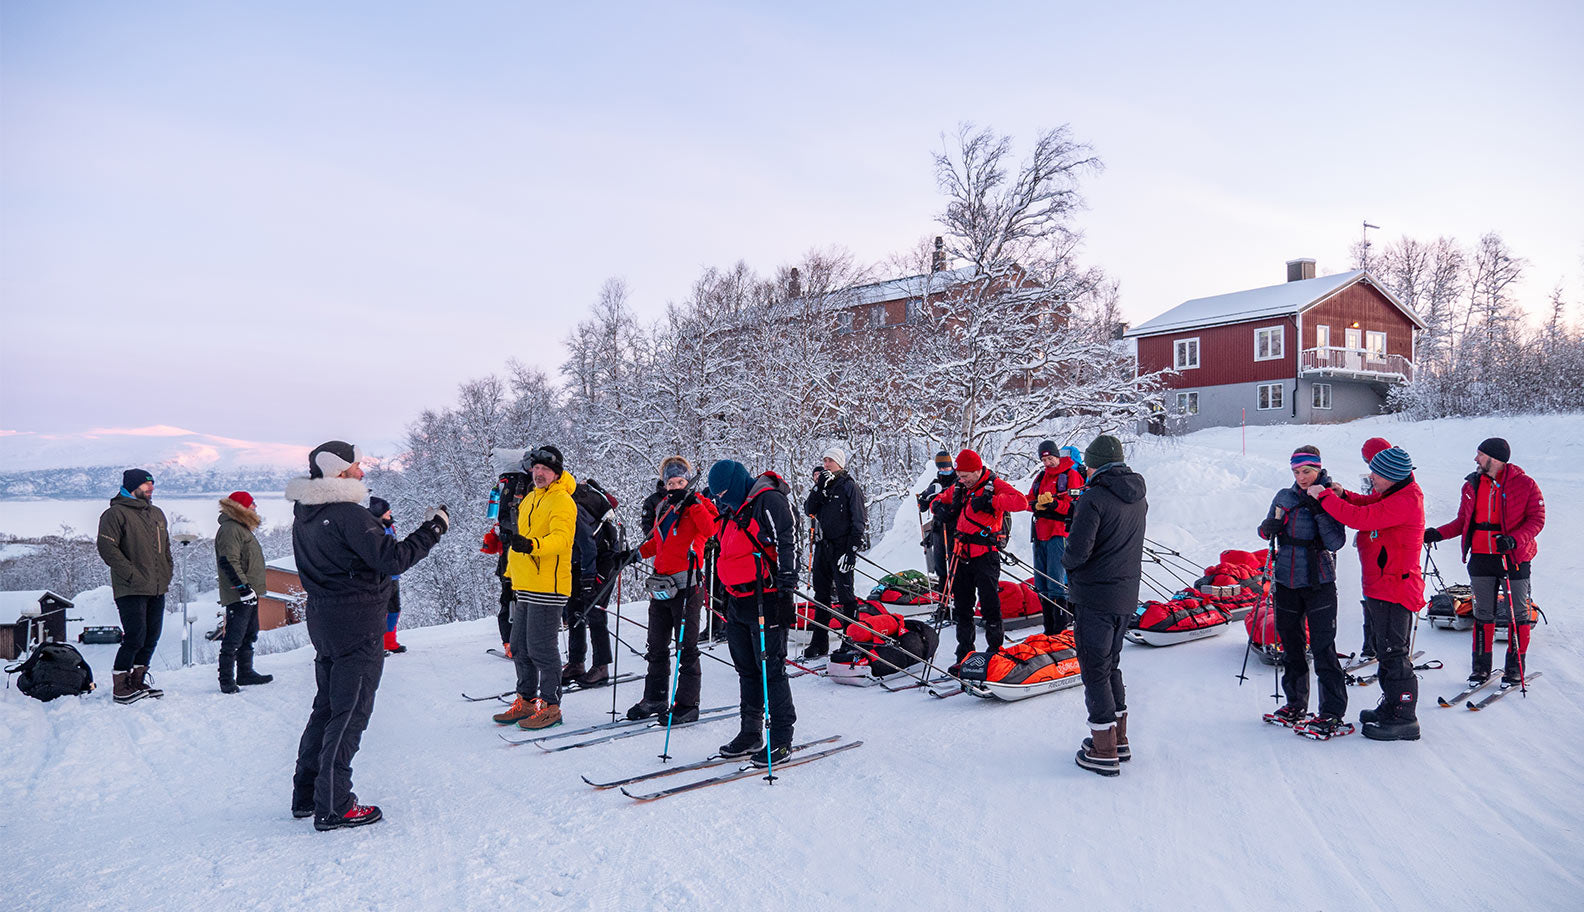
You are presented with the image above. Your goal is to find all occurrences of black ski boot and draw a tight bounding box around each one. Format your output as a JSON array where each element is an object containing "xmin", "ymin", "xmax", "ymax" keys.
[
  {"xmin": 236, "ymin": 653, "xmax": 273, "ymax": 686},
  {"xmin": 625, "ymin": 699, "xmax": 667, "ymax": 721},
  {"xmin": 1359, "ymin": 695, "xmax": 1390, "ymax": 725},
  {"xmin": 750, "ymin": 743, "xmax": 792, "ymax": 768},
  {"xmin": 1363, "ymin": 682, "xmax": 1420, "ymax": 741},
  {"xmin": 665, "ymin": 704, "xmax": 700, "ymax": 724},
  {"xmin": 801, "ymin": 631, "xmax": 828, "ymax": 661},
  {"xmin": 1500, "ymin": 648, "xmax": 1524, "ymax": 687},
  {"xmin": 719, "ymin": 716, "xmax": 766, "ymax": 759},
  {"xmin": 219, "ymin": 656, "xmax": 240, "ymax": 694}
]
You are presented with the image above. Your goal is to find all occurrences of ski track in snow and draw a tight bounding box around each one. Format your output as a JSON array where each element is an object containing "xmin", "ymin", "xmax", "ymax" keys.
[{"xmin": 4, "ymin": 414, "xmax": 1583, "ymax": 910}]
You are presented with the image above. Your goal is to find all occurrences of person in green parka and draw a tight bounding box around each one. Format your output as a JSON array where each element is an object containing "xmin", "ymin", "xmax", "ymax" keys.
[
  {"xmin": 97, "ymin": 468, "xmax": 174, "ymax": 703},
  {"xmin": 215, "ymin": 490, "xmax": 273, "ymax": 693}
]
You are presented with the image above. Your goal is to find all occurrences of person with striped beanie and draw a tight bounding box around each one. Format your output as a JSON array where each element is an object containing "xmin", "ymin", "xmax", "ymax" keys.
[{"xmin": 1307, "ymin": 445, "xmax": 1426, "ymax": 741}]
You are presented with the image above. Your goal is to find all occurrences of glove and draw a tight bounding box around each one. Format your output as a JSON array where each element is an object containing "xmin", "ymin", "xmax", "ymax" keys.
[
  {"xmin": 1036, "ymin": 492, "xmax": 1054, "ymax": 508},
  {"xmin": 506, "ymin": 531, "xmax": 534, "ymax": 554},
  {"xmin": 1494, "ymin": 534, "xmax": 1516, "ymax": 553},
  {"xmin": 424, "ymin": 505, "xmax": 450, "ymax": 534},
  {"xmin": 776, "ymin": 590, "xmax": 797, "ymax": 627},
  {"xmin": 836, "ymin": 550, "xmax": 855, "ymax": 574},
  {"xmin": 970, "ymin": 489, "xmax": 994, "ymax": 512},
  {"xmin": 236, "ymin": 586, "xmax": 259, "ymax": 609},
  {"xmin": 999, "ymin": 550, "xmax": 1016, "ymax": 565},
  {"xmin": 916, "ymin": 492, "xmax": 930, "ymax": 511},
  {"xmin": 1258, "ymin": 518, "xmax": 1283, "ymax": 540},
  {"xmin": 703, "ymin": 537, "xmax": 721, "ymax": 559},
  {"xmin": 813, "ymin": 467, "xmax": 831, "ymax": 487},
  {"xmin": 480, "ymin": 526, "xmax": 503, "ymax": 555},
  {"xmin": 1423, "ymin": 528, "xmax": 1443, "ymax": 544}
]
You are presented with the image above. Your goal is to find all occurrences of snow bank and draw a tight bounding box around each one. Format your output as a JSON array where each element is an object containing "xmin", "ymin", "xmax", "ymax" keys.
[{"xmin": 3, "ymin": 415, "xmax": 1581, "ymax": 911}]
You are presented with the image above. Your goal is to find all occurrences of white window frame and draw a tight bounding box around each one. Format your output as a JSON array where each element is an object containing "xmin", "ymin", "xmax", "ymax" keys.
[
  {"xmin": 1345, "ymin": 327, "xmax": 1363, "ymax": 350},
  {"xmin": 1312, "ymin": 383, "xmax": 1333, "ymax": 410},
  {"xmin": 1315, "ymin": 324, "xmax": 1330, "ymax": 349},
  {"xmin": 1174, "ymin": 337, "xmax": 1200, "ymax": 370},
  {"xmin": 1176, "ymin": 391, "xmax": 1199, "ymax": 415},
  {"xmin": 1257, "ymin": 382, "xmax": 1284, "ymax": 411},
  {"xmin": 1254, "ymin": 326, "xmax": 1284, "ymax": 361},
  {"xmin": 1366, "ymin": 330, "xmax": 1387, "ymax": 356},
  {"xmin": 906, "ymin": 297, "xmax": 924, "ymax": 323}
]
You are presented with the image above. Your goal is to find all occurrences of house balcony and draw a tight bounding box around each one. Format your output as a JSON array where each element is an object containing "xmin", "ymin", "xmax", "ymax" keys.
[{"xmin": 1299, "ymin": 347, "xmax": 1413, "ymax": 383}]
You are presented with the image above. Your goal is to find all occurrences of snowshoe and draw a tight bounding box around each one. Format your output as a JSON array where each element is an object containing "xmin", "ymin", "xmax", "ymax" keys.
[
  {"xmin": 1263, "ymin": 704, "xmax": 1309, "ymax": 728},
  {"xmin": 314, "ymin": 803, "xmax": 383, "ymax": 832},
  {"xmin": 1294, "ymin": 714, "xmax": 1355, "ymax": 741}
]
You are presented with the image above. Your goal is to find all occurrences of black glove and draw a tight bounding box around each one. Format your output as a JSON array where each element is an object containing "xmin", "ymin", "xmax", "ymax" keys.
[
  {"xmin": 1258, "ymin": 518, "xmax": 1283, "ymax": 540},
  {"xmin": 836, "ymin": 550, "xmax": 856, "ymax": 574},
  {"xmin": 776, "ymin": 590, "xmax": 797, "ymax": 627},
  {"xmin": 424, "ymin": 505, "xmax": 450, "ymax": 534},
  {"xmin": 1494, "ymin": 534, "xmax": 1516, "ymax": 553},
  {"xmin": 1423, "ymin": 528, "xmax": 1444, "ymax": 544},
  {"xmin": 236, "ymin": 586, "xmax": 259, "ymax": 609},
  {"xmin": 999, "ymin": 550, "xmax": 1016, "ymax": 565},
  {"xmin": 970, "ymin": 489, "xmax": 994, "ymax": 512},
  {"xmin": 506, "ymin": 531, "xmax": 534, "ymax": 554},
  {"xmin": 916, "ymin": 492, "xmax": 930, "ymax": 511},
  {"xmin": 813, "ymin": 467, "xmax": 831, "ymax": 487}
]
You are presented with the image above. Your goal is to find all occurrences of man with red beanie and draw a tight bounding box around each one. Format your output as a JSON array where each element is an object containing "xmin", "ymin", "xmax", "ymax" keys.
[
  {"xmin": 1308, "ymin": 444, "xmax": 1426, "ymax": 741},
  {"xmin": 1425, "ymin": 437, "xmax": 1545, "ymax": 690},
  {"xmin": 929, "ymin": 448, "xmax": 1029, "ymax": 672}
]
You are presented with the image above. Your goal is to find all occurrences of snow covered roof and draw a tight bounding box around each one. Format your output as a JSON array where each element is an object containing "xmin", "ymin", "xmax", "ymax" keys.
[
  {"xmin": 266, "ymin": 556, "xmax": 297, "ymax": 573},
  {"xmin": 1124, "ymin": 270, "xmax": 1424, "ymax": 338},
  {"xmin": 838, "ymin": 266, "xmax": 979, "ymax": 308},
  {"xmin": 0, "ymin": 589, "xmax": 71, "ymax": 621}
]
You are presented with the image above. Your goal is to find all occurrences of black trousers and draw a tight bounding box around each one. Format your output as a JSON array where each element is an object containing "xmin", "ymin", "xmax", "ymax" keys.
[
  {"xmin": 292, "ymin": 635, "xmax": 385, "ymax": 818},
  {"xmin": 219, "ymin": 600, "xmax": 261, "ymax": 663},
  {"xmin": 951, "ymin": 553, "xmax": 1003, "ymax": 660},
  {"xmin": 724, "ymin": 594, "xmax": 796, "ymax": 746},
  {"xmin": 496, "ymin": 578, "xmax": 513, "ymax": 644},
  {"xmin": 809, "ymin": 540, "xmax": 858, "ymax": 650},
  {"xmin": 1273, "ymin": 582, "xmax": 1346, "ymax": 718},
  {"xmin": 565, "ymin": 595, "xmax": 614, "ymax": 667},
  {"xmin": 1073, "ymin": 609, "xmax": 1128, "ymax": 727},
  {"xmin": 113, "ymin": 593, "xmax": 165, "ymax": 670},
  {"xmin": 642, "ymin": 587, "xmax": 702, "ymax": 707},
  {"xmin": 1365, "ymin": 597, "xmax": 1418, "ymax": 720}
]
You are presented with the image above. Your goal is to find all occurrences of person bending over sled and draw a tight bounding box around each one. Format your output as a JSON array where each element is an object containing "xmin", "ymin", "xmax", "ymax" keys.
[{"xmin": 930, "ymin": 448, "xmax": 1028, "ymax": 674}]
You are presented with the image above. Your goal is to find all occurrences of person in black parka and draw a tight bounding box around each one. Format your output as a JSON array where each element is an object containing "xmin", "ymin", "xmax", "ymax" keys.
[
  {"xmin": 1063, "ymin": 435, "xmax": 1148, "ymax": 778},
  {"xmin": 802, "ymin": 446, "xmax": 867, "ymax": 659},
  {"xmin": 287, "ymin": 441, "xmax": 448, "ymax": 831},
  {"xmin": 1257, "ymin": 446, "xmax": 1348, "ymax": 733}
]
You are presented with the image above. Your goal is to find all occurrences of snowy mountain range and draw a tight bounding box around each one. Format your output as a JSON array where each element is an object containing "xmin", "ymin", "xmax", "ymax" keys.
[{"xmin": 0, "ymin": 426, "xmax": 312, "ymax": 497}]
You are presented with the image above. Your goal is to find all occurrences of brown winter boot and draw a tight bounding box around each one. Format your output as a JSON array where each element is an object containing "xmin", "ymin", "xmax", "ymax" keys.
[
  {"xmin": 113, "ymin": 671, "xmax": 146, "ymax": 704},
  {"xmin": 492, "ymin": 695, "xmax": 536, "ymax": 725},
  {"xmin": 131, "ymin": 665, "xmax": 164, "ymax": 699},
  {"xmin": 517, "ymin": 698, "xmax": 562, "ymax": 731},
  {"xmin": 1076, "ymin": 724, "xmax": 1121, "ymax": 777},
  {"xmin": 1085, "ymin": 711, "xmax": 1133, "ymax": 762},
  {"xmin": 560, "ymin": 662, "xmax": 585, "ymax": 685}
]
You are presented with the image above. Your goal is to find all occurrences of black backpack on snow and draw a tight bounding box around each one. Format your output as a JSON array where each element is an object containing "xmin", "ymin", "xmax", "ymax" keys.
[{"xmin": 7, "ymin": 641, "xmax": 95, "ymax": 701}]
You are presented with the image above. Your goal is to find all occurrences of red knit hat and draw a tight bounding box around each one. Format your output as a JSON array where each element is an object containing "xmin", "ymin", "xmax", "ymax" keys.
[
  {"xmin": 1361, "ymin": 437, "xmax": 1391, "ymax": 463},
  {"xmin": 228, "ymin": 491, "xmax": 255, "ymax": 509},
  {"xmin": 954, "ymin": 448, "xmax": 983, "ymax": 473}
]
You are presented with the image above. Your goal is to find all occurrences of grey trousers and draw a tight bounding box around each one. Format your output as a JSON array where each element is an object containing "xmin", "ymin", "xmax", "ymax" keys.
[
  {"xmin": 1471, "ymin": 575, "xmax": 1530, "ymax": 623},
  {"xmin": 511, "ymin": 592, "xmax": 566, "ymax": 705}
]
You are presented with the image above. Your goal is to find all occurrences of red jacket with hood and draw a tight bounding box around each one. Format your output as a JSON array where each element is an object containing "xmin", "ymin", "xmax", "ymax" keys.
[
  {"xmin": 932, "ymin": 470, "xmax": 1030, "ymax": 560},
  {"xmin": 640, "ymin": 492, "xmax": 718, "ymax": 577},
  {"xmin": 1431, "ymin": 464, "xmax": 1544, "ymax": 565},
  {"xmin": 1027, "ymin": 458, "xmax": 1084, "ymax": 540},
  {"xmin": 1316, "ymin": 478, "xmax": 1426, "ymax": 611}
]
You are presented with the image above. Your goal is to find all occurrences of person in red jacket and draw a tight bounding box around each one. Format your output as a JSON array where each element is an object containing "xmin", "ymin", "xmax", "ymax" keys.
[
  {"xmin": 1307, "ymin": 445, "xmax": 1425, "ymax": 741},
  {"xmin": 931, "ymin": 448, "xmax": 1030, "ymax": 672},
  {"xmin": 626, "ymin": 456, "xmax": 718, "ymax": 723},
  {"xmin": 1424, "ymin": 437, "xmax": 1545, "ymax": 689},
  {"xmin": 1027, "ymin": 439, "xmax": 1084, "ymax": 635}
]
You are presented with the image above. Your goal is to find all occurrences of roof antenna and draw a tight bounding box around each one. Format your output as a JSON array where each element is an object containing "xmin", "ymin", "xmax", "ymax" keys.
[{"xmin": 1359, "ymin": 220, "xmax": 1380, "ymax": 269}]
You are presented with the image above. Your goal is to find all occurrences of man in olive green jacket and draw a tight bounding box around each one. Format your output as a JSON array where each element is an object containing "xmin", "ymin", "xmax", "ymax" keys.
[
  {"xmin": 215, "ymin": 490, "xmax": 273, "ymax": 693},
  {"xmin": 97, "ymin": 468, "xmax": 174, "ymax": 703}
]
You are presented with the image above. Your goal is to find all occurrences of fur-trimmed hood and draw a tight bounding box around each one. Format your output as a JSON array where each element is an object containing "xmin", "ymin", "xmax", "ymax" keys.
[
  {"xmin": 285, "ymin": 476, "xmax": 369, "ymax": 506},
  {"xmin": 659, "ymin": 455, "xmax": 692, "ymax": 477},
  {"xmin": 218, "ymin": 497, "xmax": 262, "ymax": 531}
]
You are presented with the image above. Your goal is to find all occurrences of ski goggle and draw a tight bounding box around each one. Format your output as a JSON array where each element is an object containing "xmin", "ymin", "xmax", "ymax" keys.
[{"xmin": 527, "ymin": 447, "xmax": 559, "ymax": 469}]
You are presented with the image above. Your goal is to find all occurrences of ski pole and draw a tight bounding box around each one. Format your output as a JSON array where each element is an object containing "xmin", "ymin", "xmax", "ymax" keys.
[
  {"xmin": 610, "ymin": 570, "xmax": 623, "ymax": 720},
  {"xmin": 755, "ymin": 595, "xmax": 775, "ymax": 782},
  {"xmin": 795, "ymin": 589, "xmax": 938, "ymax": 685},
  {"xmin": 996, "ymin": 550, "xmax": 1076, "ymax": 622},
  {"xmin": 657, "ymin": 611, "xmax": 686, "ymax": 762},
  {"xmin": 1501, "ymin": 559, "xmax": 1526, "ymax": 695}
]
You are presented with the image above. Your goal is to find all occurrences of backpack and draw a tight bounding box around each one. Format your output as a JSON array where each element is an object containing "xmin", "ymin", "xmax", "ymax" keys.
[{"xmin": 7, "ymin": 641, "xmax": 95, "ymax": 702}]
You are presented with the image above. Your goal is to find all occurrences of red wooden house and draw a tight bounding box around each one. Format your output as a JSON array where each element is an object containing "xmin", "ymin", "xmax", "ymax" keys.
[{"xmin": 1125, "ymin": 259, "xmax": 1423, "ymax": 431}]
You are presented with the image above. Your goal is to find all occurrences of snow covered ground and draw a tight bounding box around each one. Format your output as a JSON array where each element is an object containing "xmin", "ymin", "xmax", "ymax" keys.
[{"xmin": 4, "ymin": 415, "xmax": 1581, "ymax": 910}]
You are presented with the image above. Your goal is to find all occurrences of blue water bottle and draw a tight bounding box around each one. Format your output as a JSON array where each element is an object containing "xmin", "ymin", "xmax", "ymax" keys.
[{"xmin": 487, "ymin": 484, "xmax": 501, "ymax": 520}]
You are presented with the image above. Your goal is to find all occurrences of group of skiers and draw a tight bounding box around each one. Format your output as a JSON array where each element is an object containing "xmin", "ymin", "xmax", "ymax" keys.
[
  {"xmin": 85, "ymin": 425, "xmax": 1545, "ymax": 827},
  {"xmin": 1257, "ymin": 435, "xmax": 1545, "ymax": 743}
]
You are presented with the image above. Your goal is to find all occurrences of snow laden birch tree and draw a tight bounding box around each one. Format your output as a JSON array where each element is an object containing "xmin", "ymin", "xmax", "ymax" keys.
[{"xmin": 895, "ymin": 125, "xmax": 1166, "ymax": 466}]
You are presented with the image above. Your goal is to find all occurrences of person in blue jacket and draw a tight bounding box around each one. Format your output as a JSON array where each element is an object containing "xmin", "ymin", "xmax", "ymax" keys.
[
  {"xmin": 368, "ymin": 496, "xmax": 406, "ymax": 654},
  {"xmin": 1256, "ymin": 445, "xmax": 1348, "ymax": 735}
]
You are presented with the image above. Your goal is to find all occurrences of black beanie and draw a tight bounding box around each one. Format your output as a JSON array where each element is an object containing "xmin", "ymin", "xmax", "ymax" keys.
[
  {"xmin": 1084, "ymin": 435, "xmax": 1125, "ymax": 469},
  {"xmin": 308, "ymin": 440, "xmax": 361, "ymax": 479},
  {"xmin": 523, "ymin": 444, "xmax": 565, "ymax": 476},
  {"xmin": 1477, "ymin": 437, "xmax": 1510, "ymax": 463},
  {"xmin": 368, "ymin": 496, "xmax": 391, "ymax": 517},
  {"xmin": 1038, "ymin": 439, "xmax": 1059, "ymax": 458},
  {"xmin": 121, "ymin": 468, "xmax": 153, "ymax": 491}
]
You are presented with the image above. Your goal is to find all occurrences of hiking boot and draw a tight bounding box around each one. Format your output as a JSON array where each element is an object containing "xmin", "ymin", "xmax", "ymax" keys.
[
  {"xmin": 946, "ymin": 659, "xmax": 965, "ymax": 677},
  {"xmin": 1076, "ymin": 725, "xmax": 1121, "ymax": 777},
  {"xmin": 665, "ymin": 704, "xmax": 700, "ymax": 725},
  {"xmin": 383, "ymin": 630, "xmax": 406, "ymax": 654},
  {"xmin": 292, "ymin": 804, "xmax": 314, "ymax": 819},
  {"xmin": 1501, "ymin": 649, "xmax": 1524, "ymax": 686},
  {"xmin": 1264, "ymin": 703, "xmax": 1309, "ymax": 728},
  {"xmin": 236, "ymin": 655, "xmax": 273, "ymax": 686},
  {"xmin": 719, "ymin": 718, "xmax": 766, "ymax": 759},
  {"xmin": 131, "ymin": 665, "xmax": 163, "ymax": 699},
  {"xmin": 575, "ymin": 665, "xmax": 609, "ymax": 688},
  {"xmin": 1086, "ymin": 711, "xmax": 1131, "ymax": 761},
  {"xmin": 560, "ymin": 662, "xmax": 585, "ymax": 685},
  {"xmin": 1362, "ymin": 717, "xmax": 1421, "ymax": 741},
  {"xmin": 801, "ymin": 641, "xmax": 828, "ymax": 661},
  {"xmin": 218, "ymin": 658, "xmax": 240, "ymax": 695},
  {"xmin": 517, "ymin": 699, "xmax": 562, "ymax": 731},
  {"xmin": 626, "ymin": 699, "xmax": 667, "ymax": 721},
  {"xmin": 492, "ymin": 696, "xmax": 536, "ymax": 725},
  {"xmin": 750, "ymin": 744, "xmax": 793, "ymax": 768},
  {"xmin": 314, "ymin": 803, "xmax": 383, "ymax": 831},
  {"xmin": 112, "ymin": 671, "xmax": 146, "ymax": 704}
]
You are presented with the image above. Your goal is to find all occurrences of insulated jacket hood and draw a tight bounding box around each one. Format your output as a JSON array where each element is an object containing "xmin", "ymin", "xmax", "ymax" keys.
[{"xmin": 1088, "ymin": 465, "xmax": 1146, "ymax": 504}]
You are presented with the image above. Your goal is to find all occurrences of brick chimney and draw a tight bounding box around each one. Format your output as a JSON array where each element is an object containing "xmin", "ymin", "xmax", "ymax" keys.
[
  {"xmin": 1286, "ymin": 258, "xmax": 1316, "ymax": 282},
  {"xmin": 787, "ymin": 267, "xmax": 802, "ymax": 300},
  {"xmin": 931, "ymin": 237, "xmax": 947, "ymax": 273}
]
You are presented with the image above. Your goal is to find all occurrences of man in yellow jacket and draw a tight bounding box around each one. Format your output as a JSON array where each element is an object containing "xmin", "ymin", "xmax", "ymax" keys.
[{"xmin": 493, "ymin": 445, "xmax": 577, "ymax": 730}]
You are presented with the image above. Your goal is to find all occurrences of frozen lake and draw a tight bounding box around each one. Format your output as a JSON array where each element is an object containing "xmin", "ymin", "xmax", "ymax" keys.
[{"xmin": 0, "ymin": 494, "xmax": 293, "ymax": 539}]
